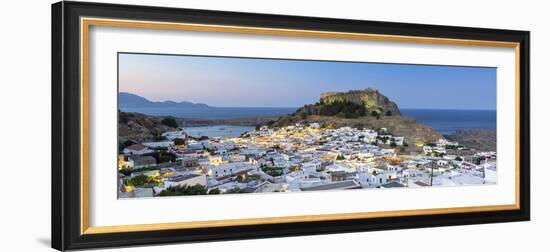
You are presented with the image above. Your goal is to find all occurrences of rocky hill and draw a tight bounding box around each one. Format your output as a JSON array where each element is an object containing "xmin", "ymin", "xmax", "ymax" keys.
[
  {"xmin": 294, "ymin": 88, "xmax": 401, "ymax": 119},
  {"xmin": 446, "ymin": 129, "xmax": 496, "ymax": 151},
  {"xmin": 272, "ymin": 89, "xmax": 442, "ymax": 147},
  {"xmin": 118, "ymin": 111, "xmax": 281, "ymax": 145},
  {"xmin": 118, "ymin": 111, "xmax": 177, "ymax": 144},
  {"xmin": 320, "ymin": 88, "xmax": 400, "ymax": 115}
]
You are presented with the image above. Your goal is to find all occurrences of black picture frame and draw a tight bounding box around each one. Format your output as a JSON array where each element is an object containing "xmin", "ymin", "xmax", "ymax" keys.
[{"xmin": 52, "ymin": 1, "xmax": 530, "ymax": 251}]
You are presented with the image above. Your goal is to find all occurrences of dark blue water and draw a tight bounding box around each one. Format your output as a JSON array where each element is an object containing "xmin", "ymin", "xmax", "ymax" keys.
[
  {"xmin": 120, "ymin": 107, "xmax": 297, "ymax": 119},
  {"xmin": 185, "ymin": 125, "xmax": 255, "ymax": 138},
  {"xmin": 400, "ymin": 109, "xmax": 496, "ymax": 135}
]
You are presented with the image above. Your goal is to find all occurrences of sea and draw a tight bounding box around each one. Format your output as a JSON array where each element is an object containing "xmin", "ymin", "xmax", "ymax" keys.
[
  {"xmin": 400, "ymin": 109, "xmax": 496, "ymax": 135},
  {"xmin": 185, "ymin": 125, "xmax": 255, "ymax": 138},
  {"xmin": 121, "ymin": 107, "xmax": 297, "ymax": 119},
  {"xmin": 121, "ymin": 107, "xmax": 496, "ymax": 137}
]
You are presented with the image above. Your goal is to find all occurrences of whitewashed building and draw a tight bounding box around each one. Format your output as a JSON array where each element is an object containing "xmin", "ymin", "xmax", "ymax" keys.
[
  {"xmin": 164, "ymin": 173, "xmax": 206, "ymax": 188},
  {"xmin": 123, "ymin": 144, "xmax": 154, "ymax": 156},
  {"xmin": 162, "ymin": 129, "xmax": 186, "ymax": 140}
]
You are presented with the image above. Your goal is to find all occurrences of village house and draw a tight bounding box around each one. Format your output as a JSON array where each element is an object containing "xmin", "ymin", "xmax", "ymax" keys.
[
  {"xmin": 118, "ymin": 117, "xmax": 496, "ymax": 198},
  {"xmin": 161, "ymin": 129, "xmax": 186, "ymax": 140},
  {"xmin": 164, "ymin": 173, "xmax": 207, "ymax": 188},
  {"xmin": 302, "ymin": 161, "xmax": 322, "ymax": 173},
  {"xmin": 134, "ymin": 187, "xmax": 154, "ymax": 198},
  {"xmin": 123, "ymin": 144, "xmax": 154, "ymax": 156},
  {"xmin": 285, "ymin": 170, "xmax": 310, "ymax": 183},
  {"xmin": 208, "ymin": 155, "xmax": 224, "ymax": 166},
  {"xmin": 301, "ymin": 180, "xmax": 361, "ymax": 191},
  {"xmin": 129, "ymin": 155, "xmax": 157, "ymax": 169},
  {"xmin": 181, "ymin": 157, "xmax": 199, "ymax": 169},
  {"xmin": 206, "ymin": 162, "xmax": 255, "ymax": 178},
  {"xmin": 357, "ymin": 172, "xmax": 377, "ymax": 187},
  {"xmin": 142, "ymin": 141, "xmax": 174, "ymax": 149},
  {"xmin": 402, "ymin": 168, "xmax": 421, "ymax": 178}
]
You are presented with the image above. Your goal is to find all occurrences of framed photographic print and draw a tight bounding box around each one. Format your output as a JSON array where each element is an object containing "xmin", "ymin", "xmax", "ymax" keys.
[{"xmin": 51, "ymin": 1, "xmax": 530, "ymax": 251}]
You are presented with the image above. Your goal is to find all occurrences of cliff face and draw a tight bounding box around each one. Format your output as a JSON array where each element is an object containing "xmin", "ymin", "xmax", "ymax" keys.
[
  {"xmin": 319, "ymin": 88, "xmax": 401, "ymax": 116},
  {"xmin": 295, "ymin": 88, "xmax": 401, "ymax": 118}
]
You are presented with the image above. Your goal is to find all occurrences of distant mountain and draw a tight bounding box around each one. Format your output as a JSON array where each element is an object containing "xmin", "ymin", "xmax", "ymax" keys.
[{"xmin": 119, "ymin": 92, "xmax": 209, "ymax": 109}]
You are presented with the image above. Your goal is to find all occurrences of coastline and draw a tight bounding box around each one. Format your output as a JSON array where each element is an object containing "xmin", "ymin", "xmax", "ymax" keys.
[
  {"xmin": 119, "ymin": 108, "xmax": 497, "ymax": 151},
  {"xmin": 120, "ymin": 108, "xmax": 496, "ymax": 132}
]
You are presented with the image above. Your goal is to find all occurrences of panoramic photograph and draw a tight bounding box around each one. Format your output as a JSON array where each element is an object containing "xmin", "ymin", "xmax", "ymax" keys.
[{"xmin": 117, "ymin": 53, "xmax": 497, "ymax": 199}]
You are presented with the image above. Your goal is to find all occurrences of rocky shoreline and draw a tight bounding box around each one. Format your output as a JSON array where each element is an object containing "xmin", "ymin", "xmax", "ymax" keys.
[
  {"xmin": 176, "ymin": 115, "xmax": 280, "ymax": 127},
  {"xmin": 445, "ymin": 129, "xmax": 496, "ymax": 152}
]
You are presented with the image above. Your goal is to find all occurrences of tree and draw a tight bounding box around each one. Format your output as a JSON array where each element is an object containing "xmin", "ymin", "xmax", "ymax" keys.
[
  {"xmin": 476, "ymin": 156, "xmax": 486, "ymax": 165},
  {"xmin": 226, "ymin": 187, "xmax": 248, "ymax": 194},
  {"xmin": 173, "ymin": 138, "xmax": 185, "ymax": 146},
  {"xmin": 369, "ymin": 110, "xmax": 381, "ymax": 120},
  {"xmin": 386, "ymin": 110, "xmax": 392, "ymax": 116},
  {"xmin": 126, "ymin": 175, "xmax": 150, "ymax": 187},
  {"xmin": 261, "ymin": 166, "xmax": 283, "ymax": 177},
  {"xmin": 318, "ymin": 100, "xmax": 366, "ymax": 118},
  {"xmin": 322, "ymin": 122, "xmax": 335, "ymax": 129},
  {"xmin": 159, "ymin": 184, "xmax": 208, "ymax": 196},
  {"xmin": 122, "ymin": 140, "xmax": 136, "ymax": 147},
  {"xmin": 377, "ymin": 135, "xmax": 390, "ymax": 143},
  {"xmin": 118, "ymin": 168, "xmax": 132, "ymax": 176},
  {"xmin": 255, "ymin": 124, "xmax": 261, "ymax": 131},
  {"xmin": 455, "ymin": 156, "xmax": 463, "ymax": 161},
  {"xmin": 161, "ymin": 117, "xmax": 178, "ymax": 128},
  {"xmin": 336, "ymin": 155, "xmax": 345, "ymax": 160},
  {"xmin": 249, "ymin": 174, "xmax": 262, "ymax": 181},
  {"xmin": 159, "ymin": 152, "xmax": 176, "ymax": 163},
  {"xmin": 290, "ymin": 166, "xmax": 301, "ymax": 172},
  {"xmin": 154, "ymin": 133, "xmax": 167, "ymax": 141},
  {"xmin": 208, "ymin": 188, "xmax": 221, "ymax": 195},
  {"xmin": 236, "ymin": 174, "xmax": 247, "ymax": 183}
]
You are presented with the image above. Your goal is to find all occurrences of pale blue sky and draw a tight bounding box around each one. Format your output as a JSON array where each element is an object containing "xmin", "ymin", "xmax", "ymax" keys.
[{"xmin": 119, "ymin": 53, "xmax": 496, "ymax": 110}]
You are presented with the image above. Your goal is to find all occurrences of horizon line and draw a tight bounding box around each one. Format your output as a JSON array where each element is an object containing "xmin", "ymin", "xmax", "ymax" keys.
[{"xmin": 119, "ymin": 92, "xmax": 495, "ymax": 111}]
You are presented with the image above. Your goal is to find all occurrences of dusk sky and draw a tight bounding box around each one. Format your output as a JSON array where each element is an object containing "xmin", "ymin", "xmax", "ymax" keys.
[{"xmin": 119, "ymin": 53, "xmax": 496, "ymax": 110}]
